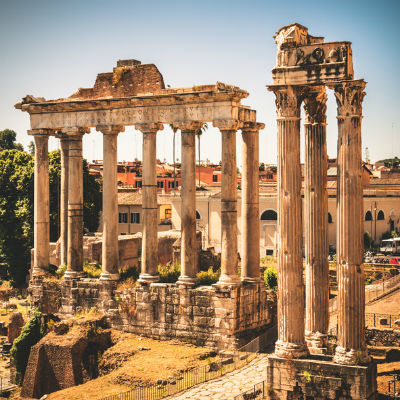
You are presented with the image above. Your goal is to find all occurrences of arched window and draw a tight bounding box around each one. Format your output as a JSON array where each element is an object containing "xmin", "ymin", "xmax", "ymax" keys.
[
  {"xmin": 195, "ymin": 210, "xmax": 201, "ymax": 220},
  {"xmin": 365, "ymin": 211, "xmax": 372, "ymax": 221},
  {"xmin": 377, "ymin": 210, "xmax": 385, "ymax": 220},
  {"xmin": 261, "ymin": 209, "xmax": 277, "ymax": 221},
  {"xmin": 328, "ymin": 213, "xmax": 333, "ymax": 224}
]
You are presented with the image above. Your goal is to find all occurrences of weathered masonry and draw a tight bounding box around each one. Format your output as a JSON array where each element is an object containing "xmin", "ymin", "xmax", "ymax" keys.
[
  {"xmin": 266, "ymin": 23, "xmax": 377, "ymax": 399},
  {"xmin": 16, "ymin": 60, "xmax": 274, "ymax": 349}
]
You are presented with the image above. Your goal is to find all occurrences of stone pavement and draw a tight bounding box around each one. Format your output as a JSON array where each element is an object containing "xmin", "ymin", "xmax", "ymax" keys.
[{"xmin": 166, "ymin": 354, "xmax": 269, "ymax": 400}]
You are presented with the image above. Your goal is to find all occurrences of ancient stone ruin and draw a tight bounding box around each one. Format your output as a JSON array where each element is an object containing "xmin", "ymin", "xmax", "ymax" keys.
[
  {"xmin": 15, "ymin": 23, "xmax": 378, "ymax": 399},
  {"xmin": 266, "ymin": 23, "xmax": 377, "ymax": 399},
  {"xmin": 15, "ymin": 58, "xmax": 273, "ymax": 352}
]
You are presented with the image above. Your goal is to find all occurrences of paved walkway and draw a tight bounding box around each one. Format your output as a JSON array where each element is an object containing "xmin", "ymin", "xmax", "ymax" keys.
[{"xmin": 166, "ymin": 354, "xmax": 269, "ymax": 400}]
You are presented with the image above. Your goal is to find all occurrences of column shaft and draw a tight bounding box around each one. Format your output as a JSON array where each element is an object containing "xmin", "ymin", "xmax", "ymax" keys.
[
  {"xmin": 33, "ymin": 134, "xmax": 50, "ymax": 276},
  {"xmin": 303, "ymin": 90, "xmax": 329, "ymax": 353},
  {"xmin": 241, "ymin": 125, "xmax": 263, "ymax": 282},
  {"xmin": 177, "ymin": 125, "xmax": 199, "ymax": 285},
  {"xmin": 330, "ymin": 80, "xmax": 369, "ymax": 365},
  {"xmin": 269, "ymin": 86, "xmax": 308, "ymax": 358},
  {"xmin": 59, "ymin": 137, "xmax": 69, "ymax": 266},
  {"xmin": 138, "ymin": 127, "xmax": 160, "ymax": 283},
  {"xmin": 101, "ymin": 132, "xmax": 119, "ymax": 280},
  {"xmin": 65, "ymin": 133, "xmax": 84, "ymax": 278}
]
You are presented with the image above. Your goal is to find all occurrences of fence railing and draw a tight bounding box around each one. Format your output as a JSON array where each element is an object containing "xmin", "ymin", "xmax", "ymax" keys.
[
  {"xmin": 387, "ymin": 374, "xmax": 400, "ymax": 399},
  {"xmin": 99, "ymin": 350, "xmax": 258, "ymax": 400},
  {"xmin": 329, "ymin": 312, "xmax": 400, "ymax": 336},
  {"xmin": 234, "ymin": 380, "xmax": 266, "ymax": 400}
]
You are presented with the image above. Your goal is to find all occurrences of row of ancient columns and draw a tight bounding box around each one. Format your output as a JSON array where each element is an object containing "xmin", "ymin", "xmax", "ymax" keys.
[
  {"xmin": 30, "ymin": 120, "xmax": 264, "ymax": 287},
  {"xmin": 269, "ymin": 80, "xmax": 368, "ymax": 365}
]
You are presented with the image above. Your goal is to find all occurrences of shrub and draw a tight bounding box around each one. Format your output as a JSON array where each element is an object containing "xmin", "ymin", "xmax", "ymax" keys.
[
  {"xmin": 83, "ymin": 261, "xmax": 102, "ymax": 278},
  {"xmin": 264, "ymin": 266, "xmax": 277, "ymax": 290},
  {"xmin": 119, "ymin": 265, "xmax": 140, "ymax": 282},
  {"xmin": 10, "ymin": 310, "xmax": 45, "ymax": 384},
  {"xmin": 56, "ymin": 264, "xmax": 67, "ymax": 278},
  {"xmin": 159, "ymin": 262, "xmax": 180, "ymax": 283},
  {"xmin": 197, "ymin": 267, "xmax": 220, "ymax": 285}
]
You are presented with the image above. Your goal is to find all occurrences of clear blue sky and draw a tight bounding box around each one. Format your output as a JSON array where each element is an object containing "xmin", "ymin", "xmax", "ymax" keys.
[{"xmin": 1, "ymin": 0, "xmax": 399, "ymax": 167}]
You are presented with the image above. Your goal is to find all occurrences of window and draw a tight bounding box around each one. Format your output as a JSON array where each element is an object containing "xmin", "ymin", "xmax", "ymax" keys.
[
  {"xmin": 377, "ymin": 210, "xmax": 385, "ymax": 220},
  {"xmin": 212, "ymin": 174, "xmax": 218, "ymax": 182},
  {"xmin": 136, "ymin": 181, "xmax": 142, "ymax": 188},
  {"xmin": 196, "ymin": 210, "xmax": 201, "ymax": 220},
  {"xmin": 261, "ymin": 210, "xmax": 277, "ymax": 221},
  {"xmin": 131, "ymin": 212, "xmax": 140, "ymax": 224},
  {"xmin": 365, "ymin": 211, "xmax": 372, "ymax": 221},
  {"xmin": 165, "ymin": 209, "xmax": 172, "ymax": 219},
  {"xmin": 157, "ymin": 181, "xmax": 164, "ymax": 188},
  {"xmin": 168, "ymin": 181, "xmax": 175, "ymax": 188},
  {"xmin": 119, "ymin": 212, "xmax": 128, "ymax": 223},
  {"xmin": 328, "ymin": 213, "xmax": 333, "ymax": 224}
]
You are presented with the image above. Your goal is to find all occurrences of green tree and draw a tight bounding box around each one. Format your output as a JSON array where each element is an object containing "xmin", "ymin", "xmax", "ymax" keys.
[
  {"xmin": 196, "ymin": 123, "xmax": 208, "ymax": 187},
  {"xmin": 27, "ymin": 140, "xmax": 35, "ymax": 155},
  {"xmin": 263, "ymin": 265, "xmax": 278, "ymax": 290},
  {"xmin": 0, "ymin": 129, "xmax": 24, "ymax": 151}
]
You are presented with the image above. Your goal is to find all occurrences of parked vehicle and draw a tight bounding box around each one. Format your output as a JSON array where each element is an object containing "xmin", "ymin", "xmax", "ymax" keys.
[
  {"xmin": 380, "ymin": 238, "xmax": 400, "ymax": 255},
  {"xmin": 390, "ymin": 256, "xmax": 400, "ymax": 265}
]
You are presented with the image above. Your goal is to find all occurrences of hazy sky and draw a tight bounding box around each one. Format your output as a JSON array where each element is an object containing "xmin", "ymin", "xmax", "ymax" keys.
[{"xmin": 1, "ymin": 0, "xmax": 399, "ymax": 168}]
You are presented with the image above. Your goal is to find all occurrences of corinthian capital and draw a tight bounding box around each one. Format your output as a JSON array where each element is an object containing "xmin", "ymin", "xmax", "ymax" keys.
[
  {"xmin": 134, "ymin": 123, "xmax": 164, "ymax": 134},
  {"xmin": 172, "ymin": 121, "xmax": 203, "ymax": 132},
  {"xmin": 303, "ymin": 88, "xmax": 327, "ymax": 125},
  {"xmin": 268, "ymin": 85, "xmax": 307, "ymax": 119},
  {"xmin": 327, "ymin": 79, "xmax": 366, "ymax": 118},
  {"xmin": 96, "ymin": 125, "xmax": 125, "ymax": 135}
]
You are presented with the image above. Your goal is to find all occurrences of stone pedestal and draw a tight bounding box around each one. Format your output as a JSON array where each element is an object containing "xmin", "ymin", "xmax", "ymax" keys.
[
  {"xmin": 303, "ymin": 88, "xmax": 329, "ymax": 354},
  {"xmin": 266, "ymin": 354, "xmax": 377, "ymax": 400},
  {"xmin": 98, "ymin": 125, "xmax": 124, "ymax": 281},
  {"xmin": 241, "ymin": 123, "xmax": 264, "ymax": 283},
  {"xmin": 29, "ymin": 130, "xmax": 51, "ymax": 276},
  {"xmin": 63, "ymin": 128, "xmax": 89, "ymax": 279},
  {"xmin": 215, "ymin": 121, "xmax": 240, "ymax": 287},
  {"xmin": 174, "ymin": 122, "xmax": 202, "ymax": 286},
  {"xmin": 136, "ymin": 123, "xmax": 163, "ymax": 284},
  {"xmin": 269, "ymin": 86, "xmax": 308, "ymax": 358}
]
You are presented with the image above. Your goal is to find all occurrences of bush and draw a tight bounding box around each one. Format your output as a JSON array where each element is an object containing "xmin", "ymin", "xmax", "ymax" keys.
[
  {"xmin": 83, "ymin": 261, "xmax": 102, "ymax": 278},
  {"xmin": 10, "ymin": 310, "xmax": 45, "ymax": 384},
  {"xmin": 56, "ymin": 264, "xmax": 67, "ymax": 278},
  {"xmin": 119, "ymin": 265, "xmax": 140, "ymax": 282},
  {"xmin": 264, "ymin": 266, "xmax": 277, "ymax": 290},
  {"xmin": 158, "ymin": 262, "xmax": 180, "ymax": 283},
  {"xmin": 197, "ymin": 267, "xmax": 220, "ymax": 285}
]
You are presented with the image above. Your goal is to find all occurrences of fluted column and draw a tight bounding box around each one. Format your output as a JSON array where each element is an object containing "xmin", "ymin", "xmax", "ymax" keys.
[
  {"xmin": 174, "ymin": 122, "xmax": 202, "ymax": 286},
  {"xmin": 303, "ymin": 87, "xmax": 329, "ymax": 354},
  {"xmin": 97, "ymin": 125, "xmax": 124, "ymax": 280},
  {"xmin": 63, "ymin": 127, "xmax": 89, "ymax": 279},
  {"xmin": 136, "ymin": 123, "xmax": 163, "ymax": 284},
  {"xmin": 241, "ymin": 122, "xmax": 265, "ymax": 283},
  {"xmin": 59, "ymin": 136, "xmax": 69, "ymax": 266},
  {"xmin": 29, "ymin": 129, "xmax": 52, "ymax": 276},
  {"xmin": 268, "ymin": 85, "xmax": 308, "ymax": 358},
  {"xmin": 214, "ymin": 120, "xmax": 241, "ymax": 287},
  {"xmin": 328, "ymin": 80, "xmax": 369, "ymax": 365}
]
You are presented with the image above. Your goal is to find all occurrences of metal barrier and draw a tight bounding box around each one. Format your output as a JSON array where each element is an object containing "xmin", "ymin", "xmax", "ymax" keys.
[
  {"xmin": 99, "ymin": 351, "xmax": 258, "ymax": 400},
  {"xmin": 387, "ymin": 374, "xmax": 400, "ymax": 399},
  {"xmin": 234, "ymin": 380, "xmax": 266, "ymax": 400}
]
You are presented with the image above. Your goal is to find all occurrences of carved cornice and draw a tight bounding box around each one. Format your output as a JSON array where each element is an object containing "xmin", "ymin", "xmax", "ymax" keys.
[
  {"xmin": 27, "ymin": 128, "xmax": 55, "ymax": 136},
  {"xmin": 213, "ymin": 119, "xmax": 242, "ymax": 131},
  {"xmin": 135, "ymin": 122, "xmax": 164, "ymax": 134},
  {"xmin": 268, "ymin": 85, "xmax": 307, "ymax": 118},
  {"xmin": 327, "ymin": 79, "xmax": 366, "ymax": 118},
  {"xmin": 303, "ymin": 88, "xmax": 327, "ymax": 124},
  {"xmin": 96, "ymin": 124, "xmax": 125, "ymax": 135},
  {"xmin": 172, "ymin": 121, "xmax": 203, "ymax": 132}
]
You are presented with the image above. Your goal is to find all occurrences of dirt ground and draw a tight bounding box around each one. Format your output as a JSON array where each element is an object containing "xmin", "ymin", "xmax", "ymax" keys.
[{"xmin": 10, "ymin": 330, "xmax": 217, "ymax": 400}]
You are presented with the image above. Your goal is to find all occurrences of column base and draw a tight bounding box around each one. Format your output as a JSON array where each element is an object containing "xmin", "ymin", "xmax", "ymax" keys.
[
  {"xmin": 63, "ymin": 270, "xmax": 83, "ymax": 280},
  {"xmin": 334, "ymin": 345, "xmax": 371, "ymax": 365},
  {"xmin": 31, "ymin": 268, "xmax": 46, "ymax": 277},
  {"xmin": 137, "ymin": 273, "xmax": 159, "ymax": 285},
  {"xmin": 214, "ymin": 274, "xmax": 241, "ymax": 288},
  {"xmin": 305, "ymin": 330, "xmax": 328, "ymax": 355},
  {"xmin": 241, "ymin": 277, "xmax": 264, "ymax": 285},
  {"xmin": 176, "ymin": 275, "xmax": 197, "ymax": 287},
  {"xmin": 100, "ymin": 272, "xmax": 120, "ymax": 281},
  {"xmin": 275, "ymin": 339, "xmax": 309, "ymax": 359}
]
